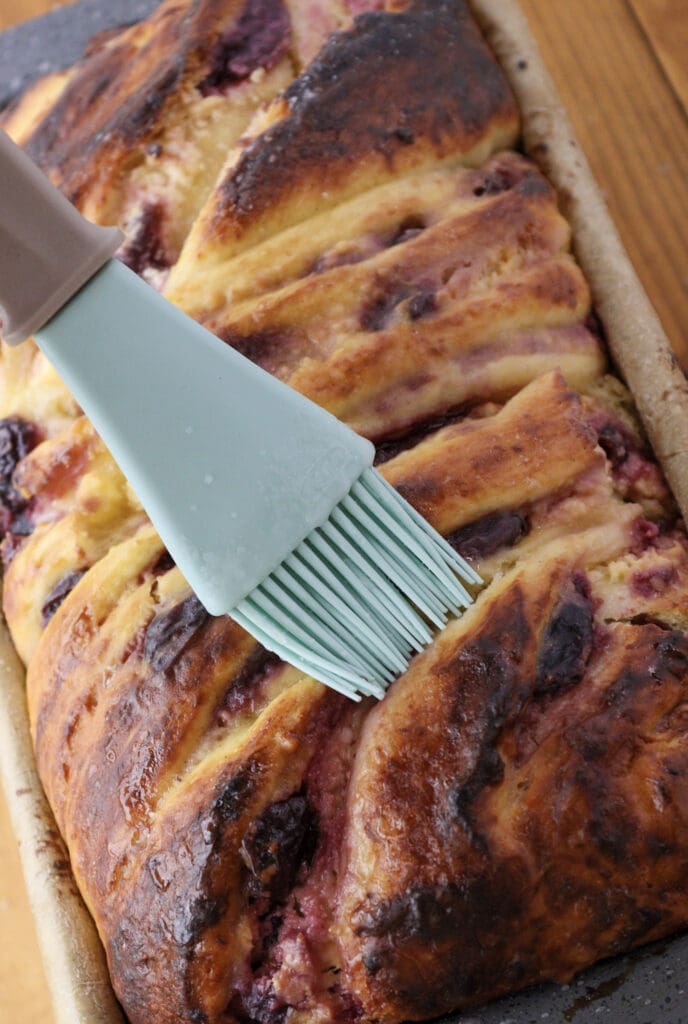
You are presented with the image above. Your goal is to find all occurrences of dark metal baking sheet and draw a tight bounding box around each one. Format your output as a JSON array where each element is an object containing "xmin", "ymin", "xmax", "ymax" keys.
[
  {"xmin": 0, "ymin": 0, "xmax": 158, "ymax": 109},
  {"xmin": 442, "ymin": 934, "xmax": 688, "ymax": 1023},
  {"xmin": 1, "ymin": 3, "xmax": 687, "ymax": 1022}
]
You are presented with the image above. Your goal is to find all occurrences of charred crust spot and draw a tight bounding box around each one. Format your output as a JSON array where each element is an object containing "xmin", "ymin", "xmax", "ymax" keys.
[
  {"xmin": 143, "ymin": 594, "xmax": 210, "ymax": 672},
  {"xmin": 218, "ymin": 0, "xmax": 516, "ymax": 225},
  {"xmin": 23, "ymin": 4, "xmax": 190, "ymax": 202},
  {"xmin": 212, "ymin": 766, "xmax": 258, "ymax": 830},
  {"xmin": 230, "ymin": 979, "xmax": 288, "ymax": 1024},
  {"xmin": 394, "ymin": 125, "xmax": 415, "ymax": 144},
  {"xmin": 118, "ymin": 201, "xmax": 172, "ymax": 278},
  {"xmin": 363, "ymin": 951, "xmax": 383, "ymax": 975},
  {"xmin": 215, "ymin": 646, "xmax": 282, "ymax": 723},
  {"xmin": 447, "ymin": 509, "xmax": 529, "ymax": 561},
  {"xmin": 41, "ymin": 570, "xmax": 87, "ymax": 626},
  {"xmin": 581, "ymin": 767, "xmax": 639, "ymax": 865},
  {"xmin": 172, "ymin": 762, "xmax": 263, "ymax": 950},
  {"xmin": 240, "ymin": 792, "xmax": 318, "ymax": 904},
  {"xmin": 448, "ymin": 745, "xmax": 504, "ymax": 852},
  {"xmin": 441, "ymin": 587, "xmax": 532, "ymax": 698},
  {"xmin": 119, "ymin": 65, "xmax": 181, "ymax": 141},
  {"xmin": 354, "ymin": 885, "xmax": 466, "ymax": 944},
  {"xmin": 652, "ymin": 630, "xmax": 688, "ymax": 681},
  {"xmin": 438, "ymin": 590, "xmax": 531, "ymax": 848},
  {"xmin": 197, "ymin": 0, "xmax": 290, "ymax": 96},
  {"xmin": 605, "ymin": 628, "xmax": 688, "ymax": 710},
  {"xmin": 535, "ymin": 574, "xmax": 593, "ymax": 698},
  {"xmin": 408, "ymin": 289, "xmax": 437, "ymax": 320},
  {"xmin": 387, "ymin": 214, "xmax": 426, "ymax": 247},
  {"xmin": 28, "ymin": 57, "xmax": 181, "ymax": 182},
  {"xmin": 360, "ymin": 285, "xmax": 410, "ymax": 331},
  {"xmin": 561, "ymin": 626, "xmax": 688, "ymax": 866},
  {"xmin": 218, "ymin": 325, "xmax": 300, "ymax": 375},
  {"xmin": 352, "ymin": 871, "xmax": 528, "ymax": 1013}
]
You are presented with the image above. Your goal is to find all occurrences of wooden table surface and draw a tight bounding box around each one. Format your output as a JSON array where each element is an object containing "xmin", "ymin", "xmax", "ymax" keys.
[{"xmin": 0, "ymin": 2, "xmax": 687, "ymax": 1022}]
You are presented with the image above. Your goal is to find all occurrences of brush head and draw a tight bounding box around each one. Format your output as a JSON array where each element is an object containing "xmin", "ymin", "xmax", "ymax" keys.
[{"xmin": 232, "ymin": 467, "xmax": 481, "ymax": 700}]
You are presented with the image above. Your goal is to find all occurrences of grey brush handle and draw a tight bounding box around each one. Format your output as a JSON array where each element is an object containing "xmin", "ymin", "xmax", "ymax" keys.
[
  {"xmin": 0, "ymin": 129, "xmax": 122, "ymax": 344},
  {"xmin": 0, "ymin": 127, "xmax": 376, "ymax": 615}
]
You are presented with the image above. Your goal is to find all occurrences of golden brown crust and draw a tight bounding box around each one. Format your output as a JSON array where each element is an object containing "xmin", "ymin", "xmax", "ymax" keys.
[
  {"xmin": 171, "ymin": 150, "xmax": 603, "ymax": 440},
  {"xmin": 338, "ymin": 556, "xmax": 688, "ymax": 1019},
  {"xmin": 20, "ymin": 367, "xmax": 684, "ymax": 1023},
  {"xmin": 22, "ymin": 0, "xmax": 282, "ymax": 212},
  {"xmin": 3, "ymin": 3, "xmax": 688, "ymax": 1024},
  {"xmin": 168, "ymin": 0, "xmax": 519, "ymax": 275},
  {"xmin": 471, "ymin": 0, "xmax": 688, "ymax": 529},
  {"xmin": 13, "ymin": 0, "xmax": 368, "ymax": 287}
]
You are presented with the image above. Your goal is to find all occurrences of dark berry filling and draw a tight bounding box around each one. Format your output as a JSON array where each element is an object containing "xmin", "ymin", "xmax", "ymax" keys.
[
  {"xmin": 597, "ymin": 421, "xmax": 634, "ymax": 470},
  {"xmin": 214, "ymin": 646, "xmax": 282, "ymax": 724},
  {"xmin": 373, "ymin": 407, "xmax": 471, "ymax": 464},
  {"xmin": 408, "ymin": 289, "xmax": 437, "ymax": 320},
  {"xmin": 447, "ymin": 510, "xmax": 529, "ymax": 561},
  {"xmin": 472, "ymin": 164, "xmax": 520, "ymax": 197},
  {"xmin": 386, "ymin": 215, "xmax": 426, "ymax": 248},
  {"xmin": 41, "ymin": 570, "xmax": 86, "ymax": 625},
  {"xmin": 360, "ymin": 282, "xmax": 437, "ymax": 332},
  {"xmin": 231, "ymin": 979, "xmax": 288, "ymax": 1024},
  {"xmin": 632, "ymin": 565, "xmax": 678, "ymax": 599},
  {"xmin": 230, "ymin": 699, "xmax": 364, "ymax": 1024},
  {"xmin": 150, "ymin": 549, "xmax": 175, "ymax": 576},
  {"xmin": 197, "ymin": 0, "xmax": 290, "ymax": 97},
  {"xmin": 535, "ymin": 575, "xmax": 594, "ymax": 697},
  {"xmin": 143, "ymin": 594, "xmax": 209, "ymax": 672},
  {"xmin": 240, "ymin": 792, "xmax": 319, "ymax": 907},
  {"xmin": 360, "ymin": 285, "xmax": 411, "ymax": 332},
  {"xmin": 0, "ymin": 417, "xmax": 40, "ymax": 533},
  {"xmin": 118, "ymin": 201, "xmax": 171, "ymax": 279}
]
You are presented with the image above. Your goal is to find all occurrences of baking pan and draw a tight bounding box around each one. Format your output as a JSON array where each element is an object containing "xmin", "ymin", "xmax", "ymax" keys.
[
  {"xmin": 0, "ymin": 0, "xmax": 158, "ymax": 110},
  {"xmin": 1, "ymin": 2, "xmax": 688, "ymax": 1023}
]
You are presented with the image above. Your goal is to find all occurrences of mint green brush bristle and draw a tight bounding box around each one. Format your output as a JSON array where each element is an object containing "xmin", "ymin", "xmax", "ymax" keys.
[{"xmin": 0, "ymin": 129, "xmax": 481, "ymax": 701}]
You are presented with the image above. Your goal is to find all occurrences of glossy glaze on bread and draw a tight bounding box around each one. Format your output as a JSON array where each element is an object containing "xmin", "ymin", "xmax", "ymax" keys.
[{"xmin": 2, "ymin": 2, "xmax": 688, "ymax": 1023}]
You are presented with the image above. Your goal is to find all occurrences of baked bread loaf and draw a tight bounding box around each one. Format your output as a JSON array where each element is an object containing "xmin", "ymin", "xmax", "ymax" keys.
[{"xmin": 3, "ymin": 2, "xmax": 688, "ymax": 1023}]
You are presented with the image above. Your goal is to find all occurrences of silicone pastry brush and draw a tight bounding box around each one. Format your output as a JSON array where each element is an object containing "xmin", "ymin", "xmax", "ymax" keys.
[{"xmin": 0, "ymin": 130, "xmax": 481, "ymax": 700}]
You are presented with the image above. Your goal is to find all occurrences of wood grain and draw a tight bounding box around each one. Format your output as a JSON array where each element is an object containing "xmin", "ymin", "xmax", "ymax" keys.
[
  {"xmin": 629, "ymin": 0, "xmax": 688, "ymax": 118},
  {"xmin": 519, "ymin": 0, "xmax": 688, "ymax": 370},
  {"xmin": 0, "ymin": 0, "xmax": 62, "ymax": 27},
  {"xmin": 0, "ymin": 782, "xmax": 53, "ymax": 1024},
  {"xmin": 0, "ymin": 3, "xmax": 686, "ymax": 1024}
]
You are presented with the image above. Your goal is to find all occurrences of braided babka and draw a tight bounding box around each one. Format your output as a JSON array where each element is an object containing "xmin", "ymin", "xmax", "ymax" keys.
[{"xmin": 3, "ymin": 2, "xmax": 688, "ymax": 1023}]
